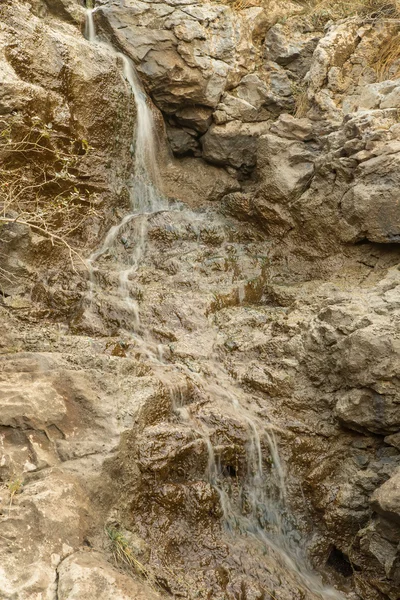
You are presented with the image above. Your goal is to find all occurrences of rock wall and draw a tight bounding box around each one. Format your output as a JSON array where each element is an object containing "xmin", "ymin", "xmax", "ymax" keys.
[{"xmin": 1, "ymin": 1, "xmax": 400, "ymax": 599}]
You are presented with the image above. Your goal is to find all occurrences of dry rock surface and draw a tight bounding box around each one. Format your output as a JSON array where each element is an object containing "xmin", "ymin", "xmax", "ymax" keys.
[{"xmin": 1, "ymin": 1, "xmax": 400, "ymax": 600}]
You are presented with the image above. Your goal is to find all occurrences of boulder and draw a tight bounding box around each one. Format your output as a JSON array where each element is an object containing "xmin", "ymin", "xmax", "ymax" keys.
[
  {"xmin": 201, "ymin": 121, "xmax": 270, "ymax": 170},
  {"xmin": 232, "ymin": 72, "xmax": 294, "ymax": 118},
  {"xmin": 0, "ymin": 471, "xmax": 92, "ymax": 599},
  {"xmin": 0, "ymin": 373, "xmax": 66, "ymax": 429},
  {"xmin": 161, "ymin": 155, "xmax": 240, "ymax": 205},
  {"xmin": 256, "ymin": 133, "xmax": 315, "ymax": 201},
  {"xmin": 96, "ymin": 1, "xmax": 261, "ymax": 119},
  {"xmin": 371, "ymin": 468, "xmax": 400, "ymax": 524},
  {"xmin": 264, "ymin": 24, "xmax": 320, "ymax": 77},
  {"xmin": 341, "ymin": 154, "xmax": 400, "ymax": 243},
  {"xmin": 166, "ymin": 125, "xmax": 200, "ymax": 156},
  {"xmin": 336, "ymin": 388, "xmax": 400, "ymax": 435},
  {"xmin": 174, "ymin": 105, "xmax": 213, "ymax": 133},
  {"xmin": 269, "ymin": 114, "xmax": 314, "ymax": 141}
]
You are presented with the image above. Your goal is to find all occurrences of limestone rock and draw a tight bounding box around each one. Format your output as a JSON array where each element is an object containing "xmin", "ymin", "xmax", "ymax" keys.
[
  {"xmin": 0, "ymin": 374, "xmax": 66, "ymax": 429},
  {"xmin": 161, "ymin": 156, "xmax": 240, "ymax": 205},
  {"xmin": 0, "ymin": 471, "xmax": 92, "ymax": 600},
  {"xmin": 269, "ymin": 114, "xmax": 314, "ymax": 141},
  {"xmin": 371, "ymin": 468, "xmax": 400, "ymax": 524},
  {"xmin": 174, "ymin": 105, "xmax": 213, "ymax": 133},
  {"xmin": 215, "ymin": 72, "xmax": 295, "ymax": 123},
  {"xmin": 96, "ymin": 1, "xmax": 262, "ymax": 119},
  {"xmin": 264, "ymin": 24, "xmax": 320, "ymax": 77},
  {"xmin": 336, "ymin": 388, "xmax": 400, "ymax": 435},
  {"xmin": 201, "ymin": 121, "xmax": 270, "ymax": 170},
  {"xmin": 3, "ymin": 2, "xmax": 400, "ymax": 600},
  {"xmin": 341, "ymin": 152, "xmax": 400, "ymax": 243},
  {"xmin": 57, "ymin": 551, "xmax": 158, "ymax": 600},
  {"xmin": 256, "ymin": 132, "xmax": 316, "ymax": 201}
]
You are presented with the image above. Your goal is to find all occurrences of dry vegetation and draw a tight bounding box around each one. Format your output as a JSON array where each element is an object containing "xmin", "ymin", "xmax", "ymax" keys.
[
  {"xmin": 218, "ymin": 0, "xmax": 400, "ymax": 20},
  {"xmin": 0, "ymin": 116, "xmax": 97, "ymax": 268},
  {"xmin": 105, "ymin": 525, "xmax": 157, "ymax": 586},
  {"xmin": 370, "ymin": 32, "xmax": 400, "ymax": 80},
  {"xmin": 294, "ymin": 0, "xmax": 400, "ymax": 21}
]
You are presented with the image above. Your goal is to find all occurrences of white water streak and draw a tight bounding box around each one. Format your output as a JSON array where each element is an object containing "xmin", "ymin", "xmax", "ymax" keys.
[{"xmin": 84, "ymin": 9, "xmax": 166, "ymax": 328}]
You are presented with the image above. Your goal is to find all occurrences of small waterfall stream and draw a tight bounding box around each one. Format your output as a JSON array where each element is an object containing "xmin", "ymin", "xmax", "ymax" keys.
[
  {"xmin": 83, "ymin": 7, "xmax": 345, "ymax": 599},
  {"xmin": 85, "ymin": 8, "xmax": 166, "ymax": 328}
]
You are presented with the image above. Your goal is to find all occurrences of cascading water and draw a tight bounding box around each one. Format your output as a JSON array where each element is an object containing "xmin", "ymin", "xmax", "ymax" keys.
[
  {"xmin": 83, "ymin": 7, "xmax": 345, "ymax": 599},
  {"xmin": 84, "ymin": 8, "xmax": 166, "ymax": 329},
  {"xmin": 182, "ymin": 363, "xmax": 346, "ymax": 600}
]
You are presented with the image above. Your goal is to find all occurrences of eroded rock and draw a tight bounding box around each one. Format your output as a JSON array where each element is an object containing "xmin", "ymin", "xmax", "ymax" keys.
[{"xmin": 57, "ymin": 551, "xmax": 158, "ymax": 600}]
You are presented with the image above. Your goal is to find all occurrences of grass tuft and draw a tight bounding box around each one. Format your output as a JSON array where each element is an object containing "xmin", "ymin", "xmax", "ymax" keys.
[
  {"xmin": 294, "ymin": 0, "xmax": 400, "ymax": 22},
  {"xmin": 371, "ymin": 32, "xmax": 400, "ymax": 80},
  {"xmin": 105, "ymin": 525, "xmax": 157, "ymax": 587}
]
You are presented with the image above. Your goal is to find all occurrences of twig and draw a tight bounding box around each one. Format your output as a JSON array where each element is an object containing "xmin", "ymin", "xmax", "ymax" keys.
[{"xmin": 0, "ymin": 217, "xmax": 88, "ymax": 271}]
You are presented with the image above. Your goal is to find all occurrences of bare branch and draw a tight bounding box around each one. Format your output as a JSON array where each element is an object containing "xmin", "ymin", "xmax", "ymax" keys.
[{"xmin": 0, "ymin": 217, "xmax": 88, "ymax": 271}]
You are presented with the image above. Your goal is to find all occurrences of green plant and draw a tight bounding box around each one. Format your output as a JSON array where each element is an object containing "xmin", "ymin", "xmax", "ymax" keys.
[
  {"xmin": 6, "ymin": 477, "xmax": 23, "ymax": 511},
  {"xmin": 105, "ymin": 525, "xmax": 155, "ymax": 584}
]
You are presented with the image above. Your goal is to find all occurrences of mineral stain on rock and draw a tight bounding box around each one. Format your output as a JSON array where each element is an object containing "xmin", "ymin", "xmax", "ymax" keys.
[{"xmin": 1, "ymin": 0, "xmax": 400, "ymax": 599}]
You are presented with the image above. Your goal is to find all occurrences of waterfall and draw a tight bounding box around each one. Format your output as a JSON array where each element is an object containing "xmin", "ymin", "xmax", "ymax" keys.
[
  {"xmin": 83, "ymin": 8, "xmax": 345, "ymax": 599},
  {"xmin": 189, "ymin": 364, "xmax": 346, "ymax": 600},
  {"xmin": 84, "ymin": 8, "xmax": 166, "ymax": 328},
  {"xmin": 84, "ymin": 8, "xmax": 96, "ymax": 43}
]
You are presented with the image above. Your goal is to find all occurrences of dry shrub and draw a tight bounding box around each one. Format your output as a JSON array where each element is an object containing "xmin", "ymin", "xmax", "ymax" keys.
[
  {"xmin": 293, "ymin": 0, "xmax": 400, "ymax": 26},
  {"xmin": 371, "ymin": 32, "xmax": 400, "ymax": 80},
  {"xmin": 216, "ymin": 0, "xmax": 400, "ymax": 17},
  {"xmin": 105, "ymin": 525, "xmax": 158, "ymax": 591},
  {"xmin": 0, "ymin": 116, "xmax": 97, "ymax": 267},
  {"xmin": 291, "ymin": 81, "xmax": 310, "ymax": 117},
  {"xmin": 218, "ymin": 0, "xmax": 264, "ymax": 10}
]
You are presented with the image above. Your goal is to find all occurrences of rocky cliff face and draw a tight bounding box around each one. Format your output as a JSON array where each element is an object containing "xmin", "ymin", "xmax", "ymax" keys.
[{"xmin": 1, "ymin": 1, "xmax": 400, "ymax": 599}]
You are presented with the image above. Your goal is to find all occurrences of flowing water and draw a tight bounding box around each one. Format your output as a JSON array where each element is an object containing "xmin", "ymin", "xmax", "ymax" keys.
[
  {"xmin": 84, "ymin": 8, "xmax": 166, "ymax": 328},
  {"xmin": 84, "ymin": 8, "xmax": 345, "ymax": 599}
]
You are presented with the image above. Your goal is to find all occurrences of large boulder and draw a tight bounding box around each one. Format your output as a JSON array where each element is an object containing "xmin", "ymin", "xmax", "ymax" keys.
[
  {"xmin": 201, "ymin": 120, "xmax": 270, "ymax": 170},
  {"xmin": 256, "ymin": 131, "xmax": 316, "ymax": 201},
  {"xmin": 341, "ymin": 148, "xmax": 400, "ymax": 243},
  {"xmin": 96, "ymin": 1, "xmax": 266, "ymax": 121}
]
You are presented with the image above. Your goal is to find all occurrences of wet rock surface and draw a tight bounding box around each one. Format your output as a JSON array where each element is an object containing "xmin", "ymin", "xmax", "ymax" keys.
[{"xmin": 1, "ymin": 1, "xmax": 400, "ymax": 600}]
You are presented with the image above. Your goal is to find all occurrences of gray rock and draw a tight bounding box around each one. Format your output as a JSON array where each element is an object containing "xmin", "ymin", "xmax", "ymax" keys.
[
  {"xmin": 174, "ymin": 105, "xmax": 213, "ymax": 133},
  {"xmin": 96, "ymin": 1, "xmax": 261, "ymax": 116},
  {"xmin": 201, "ymin": 121, "xmax": 270, "ymax": 170},
  {"xmin": 336, "ymin": 388, "xmax": 400, "ymax": 435},
  {"xmin": 265, "ymin": 26, "xmax": 302, "ymax": 66},
  {"xmin": 264, "ymin": 25, "xmax": 320, "ymax": 77},
  {"xmin": 166, "ymin": 125, "xmax": 199, "ymax": 155},
  {"xmin": 236, "ymin": 72, "xmax": 295, "ymax": 116},
  {"xmin": 371, "ymin": 468, "xmax": 400, "ymax": 524},
  {"xmin": 341, "ymin": 156, "xmax": 400, "ymax": 243},
  {"xmin": 270, "ymin": 114, "xmax": 314, "ymax": 141},
  {"xmin": 214, "ymin": 94, "xmax": 261, "ymax": 124},
  {"xmin": 256, "ymin": 133, "xmax": 315, "ymax": 201},
  {"xmin": 161, "ymin": 155, "xmax": 240, "ymax": 204},
  {"xmin": 385, "ymin": 433, "xmax": 400, "ymax": 451}
]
